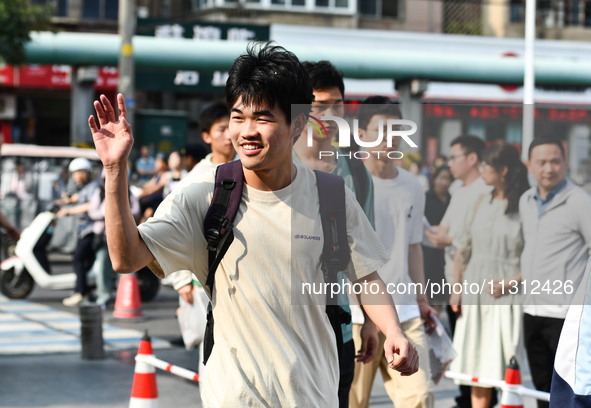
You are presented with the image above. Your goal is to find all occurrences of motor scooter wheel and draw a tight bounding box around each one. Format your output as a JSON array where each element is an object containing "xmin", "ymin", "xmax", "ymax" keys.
[{"xmin": 0, "ymin": 267, "xmax": 35, "ymax": 299}]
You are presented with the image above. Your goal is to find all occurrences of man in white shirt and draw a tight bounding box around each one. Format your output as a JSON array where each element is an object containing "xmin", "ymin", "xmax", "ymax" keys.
[
  {"xmin": 426, "ymin": 135, "xmax": 490, "ymax": 310},
  {"xmin": 293, "ymin": 60, "xmax": 376, "ymax": 408},
  {"xmin": 175, "ymin": 101, "xmax": 235, "ymax": 304},
  {"xmin": 426, "ymin": 134, "xmax": 491, "ymax": 408},
  {"xmin": 520, "ymin": 135, "xmax": 591, "ymax": 408},
  {"xmin": 190, "ymin": 101, "xmax": 235, "ymax": 175},
  {"xmin": 89, "ymin": 43, "xmax": 418, "ymax": 407},
  {"xmin": 349, "ymin": 96, "xmax": 436, "ymax": 408}
]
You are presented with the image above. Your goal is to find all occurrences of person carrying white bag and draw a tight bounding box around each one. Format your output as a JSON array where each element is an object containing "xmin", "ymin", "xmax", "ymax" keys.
[{"xmin": 174, "ymin": 272, "xmax": 209, "ymax": 377}]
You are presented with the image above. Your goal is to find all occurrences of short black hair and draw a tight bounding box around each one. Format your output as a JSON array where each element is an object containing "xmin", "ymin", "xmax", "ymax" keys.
[
  {"xmin": 226, "ymin": 42, "xmax": 313, "ymax": 124},
  {"xmin": 357, "ymin": 95, "xmax": 402, "ymax": 129},
  {"xmin": 528, "ymin": 135, "xmax": 565, "ymax": 159},
  {"xmin": 181, "ymin": 143, "xmax": 208, "ymax": 162},
  {"xmin": 450, "ymin": 135, "xmax": 486, "ymax": 161},
  {"xmin": 199, "ymin": 102, "xmax": 229, "ymax": 134},
  {"xmin": 302, "ymin": 60, "xmax": 345, "ymax": 99}
]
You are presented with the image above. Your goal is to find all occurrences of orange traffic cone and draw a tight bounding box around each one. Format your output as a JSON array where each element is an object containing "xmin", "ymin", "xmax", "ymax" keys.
[
  {"xmin": 501, "ymin": 356, "xmax": 524, "ymax": 408},
  {"xmin": 129, "ymin": 331, "xmax": 158, "ymax": 408},
  {"xmin": 113, "ymin": 273, "xmax": 143, "ymax": 319}
]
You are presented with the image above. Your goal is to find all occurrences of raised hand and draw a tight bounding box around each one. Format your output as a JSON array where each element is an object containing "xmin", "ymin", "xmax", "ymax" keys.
[{"xmin": 89, "ymin": 93, "xmax": 133, "ymax": 169}]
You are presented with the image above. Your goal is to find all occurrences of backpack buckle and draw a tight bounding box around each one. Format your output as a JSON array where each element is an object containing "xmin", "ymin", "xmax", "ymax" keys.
[
  {"xmin": 206, "ymin": 216, "xmax": 232, "ymax": 251},
  {"xmin": 206, "ymin": 228, "xmax": 221, "ymax": 251},
  {"xmin": 222, "ymin": 179, "xmax": 236, "ymax": 190}
]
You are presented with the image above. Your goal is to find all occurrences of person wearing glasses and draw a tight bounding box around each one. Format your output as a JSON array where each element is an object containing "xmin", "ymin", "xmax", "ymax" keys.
[{"xmin": 425, "ymin": 134, "xmax": 494, "ymax": 408}]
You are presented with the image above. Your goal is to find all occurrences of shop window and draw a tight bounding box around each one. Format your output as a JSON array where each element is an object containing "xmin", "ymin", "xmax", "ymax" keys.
[
  {"xmin": 82, "ymin": 0, "xmax": 118, "ymax": 20},
  {"xmin": 31, "ymin": 0, "xmax": 68, "ymax": 17},
  {"xmin": 359, "ymin": 0, "xmax": 399, "ymax": 18},
  {"xmin": 510, "ymin": 0, "xmax": 524, "ymax": 22}
]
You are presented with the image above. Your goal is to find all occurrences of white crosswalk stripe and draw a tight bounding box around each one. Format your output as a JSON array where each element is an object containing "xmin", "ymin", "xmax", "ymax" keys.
[{"xmin": 0, "ymin": 294, "xmax": 169, "ymax": 354}]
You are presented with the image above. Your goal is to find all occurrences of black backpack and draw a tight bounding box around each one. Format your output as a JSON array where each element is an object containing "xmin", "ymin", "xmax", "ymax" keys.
[
  {"xmin": 201, "ymin": 160, "xmax": 352, "ymax": 365},
  {"xmin": 344, "ymin": 152, "xmax": 370, "ymax": 210}
]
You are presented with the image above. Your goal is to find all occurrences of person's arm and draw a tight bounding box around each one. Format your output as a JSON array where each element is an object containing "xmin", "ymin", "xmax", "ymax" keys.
[
  {"xmin": 89, "ymin": 94, "xmax": 155, "ymax": 274},
  {"xmin": 408, "ymin": 243, "xmax": 437, "ymax": 333},
  {"xmin": 449, "ymin": 248, "xmax": 465, "ymax": 316},
  {"xmin": 425, "ymin": 225, "xmax": 453, "ymax": 249},
  {"xmin": 355, "ymin": 271, "xmax": 419, "ymax": 376},
  {"xmin": 56, "ymin": 202, "xmax": 92, "ymax": 218},
  {"xmin": 172, "ymin": 270, "xmax": 195, "ymax": 304},
  {"xmin": 426, "ymin": 200, "xmax": 454, "ymax": 249},
  {"xmin": 55, "ymin": 192, "xmax": 80, "ymax": 207},
  {"xmin": 140, "ymin": 173, "xmax": 168, "ymax": 197},
  {"xmin": 0, "ymin": 210, "xmax": 20, "ymax": 241},
  {"xmin": 577, "ymin": 192, "xmax": 591, "ymax": 252},
  {"xmin": 409, "ymin": 188, "xmax": 437, "ymax": 330},
  {"xmin": 355, "ymin": 307, "xmax": 379, "ymax": 364}
]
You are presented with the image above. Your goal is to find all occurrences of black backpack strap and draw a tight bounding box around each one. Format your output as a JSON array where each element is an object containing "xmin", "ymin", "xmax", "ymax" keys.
[
  {"xmin": 202, "ymin": 160, "xmax": 244, "ymax": 365},
  {"xmin": 344, "ymin": 153, "xmax": 369, "ymax": 210},
  {"xmin": 314, "ymin": 170, "xmax": 352, "ymax": 359},
  {"xmin": 203, "ymin": 160, "xmax": 244, "ymax": 293},
  {"xmin": 314, "ymin": 170, "xmax": 350, "ymax": 280}
]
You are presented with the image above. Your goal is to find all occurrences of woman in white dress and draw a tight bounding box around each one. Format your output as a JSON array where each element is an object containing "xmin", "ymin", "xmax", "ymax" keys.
[{"xmin": 449, "ymin": 142, "xmax": 530, "ymax": 408}]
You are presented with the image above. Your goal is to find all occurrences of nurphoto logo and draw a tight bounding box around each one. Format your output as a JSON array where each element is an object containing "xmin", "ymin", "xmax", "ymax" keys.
[{"xmin": 305, "ymin": 113, "xmax": 418, "ymax": 160}]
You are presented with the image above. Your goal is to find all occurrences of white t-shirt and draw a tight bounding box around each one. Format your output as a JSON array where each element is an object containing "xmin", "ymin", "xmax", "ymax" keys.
[
  {"xmin": 440, "ymin": 177, "xmax": 492, "ymax": 283},
  {"xmin": 138, "ymin": 164, "xmax": 389, "ymax": 407},
  {"xmin": 191, "ymin": 153, "xmax": 239, "ymax": 176},
  {"xmin": 441, "ymin": 177, "xmax": 491, "ymax": 240},
  {"xmin": 372, "ymin": 168, "xmax": 425, "ymax": 323}
]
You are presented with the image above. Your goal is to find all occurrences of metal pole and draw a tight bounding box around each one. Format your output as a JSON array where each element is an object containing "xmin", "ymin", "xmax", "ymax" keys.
[
  {"xmin": 522, "ymin": 0, "xmax": 536, "ymax": 161},
  {"xmin": 118, "ymin": 0, "xmax": 136, "ymax": 127}
]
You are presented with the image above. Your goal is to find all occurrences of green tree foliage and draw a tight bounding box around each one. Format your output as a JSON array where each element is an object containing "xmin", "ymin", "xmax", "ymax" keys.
[{"xmin": 0, "ymin": 0, "xmax": 53, "ymax": 65}]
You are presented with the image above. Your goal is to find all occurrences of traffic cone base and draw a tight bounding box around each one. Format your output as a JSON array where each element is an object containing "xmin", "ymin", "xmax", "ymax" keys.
[
  {"xmin": 501, "ymin": 356, "xmax": 524, "ymax": 408},
  {"xmin": 129, "ymin": 332, "xmax": 158, "ymax": 408},
  {"xmin": 129, "ymin": 397, "xmax": 158, "ymax": 408},
  {"xmin": 130, "ymin": 372, "xmax": 158, "ymax": 399},
  {"xmin": 113, "ymin": 274, "xmax": 142, "ymax": 319}
]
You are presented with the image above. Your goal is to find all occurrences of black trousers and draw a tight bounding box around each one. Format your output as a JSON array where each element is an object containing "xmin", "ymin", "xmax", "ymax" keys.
[
  {"xmin": 73, "ymin": 233, "xmax": 96, "ymax": 295},
  {"xmin": 523, "ymin": 313, "xmax": 565, "ymax": 408},
  {"xmin": 338, "ymin": 339, "xmax": 355, "ymax": 408}
]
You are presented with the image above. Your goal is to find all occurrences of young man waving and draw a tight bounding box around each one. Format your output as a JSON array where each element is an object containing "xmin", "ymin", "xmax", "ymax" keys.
[{"xmin": 89, "ymin": 43, "xmax": 417, "ymax": 407}]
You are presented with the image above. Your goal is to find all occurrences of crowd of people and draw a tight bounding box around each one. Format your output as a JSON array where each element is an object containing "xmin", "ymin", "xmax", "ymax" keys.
[{"xmin": 2, "ymin": 41, "xmax": 590, "ymax": 407}]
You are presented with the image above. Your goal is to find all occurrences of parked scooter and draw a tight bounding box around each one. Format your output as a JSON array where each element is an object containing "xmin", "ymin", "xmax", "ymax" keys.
[{"xmin": 0, "ymin": 209, "xmax": 160, "ymax": 301}]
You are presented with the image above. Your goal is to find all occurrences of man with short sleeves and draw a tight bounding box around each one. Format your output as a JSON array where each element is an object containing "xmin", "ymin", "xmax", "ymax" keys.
[
  {"xmin": 426, "ymin": 134, "xmax": 491, "ymax": 408},
  {"xmin": 349, "ymin": 97, "xmax": 435, "ymax": 408},
  {"xmin": 89, "ymin": 43, "xmax": 418, "ymax": 407},
  {"xmin": 293, "ymin": 60, "xmax": 376, "ymax": 408},
  {"xmin": 520, "ymin": 135, "xmax": 591, "ymax": 408}
]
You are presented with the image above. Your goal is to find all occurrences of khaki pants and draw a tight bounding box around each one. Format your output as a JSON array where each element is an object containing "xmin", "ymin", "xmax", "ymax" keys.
[{"xmin": 349, "ymin": 317, "xmax": 434, "ymax": 408}]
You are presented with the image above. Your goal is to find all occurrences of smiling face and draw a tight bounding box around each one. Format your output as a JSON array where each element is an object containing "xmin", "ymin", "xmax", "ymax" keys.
[{"xmin": 229, "ymin": 97, "xmax": 298, "ymax": 177}]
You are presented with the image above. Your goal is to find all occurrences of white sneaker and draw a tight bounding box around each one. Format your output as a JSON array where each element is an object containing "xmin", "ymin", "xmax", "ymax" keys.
[{"xmin": 62, "ymin": 293, "xmax": 87, "ymax": 307}]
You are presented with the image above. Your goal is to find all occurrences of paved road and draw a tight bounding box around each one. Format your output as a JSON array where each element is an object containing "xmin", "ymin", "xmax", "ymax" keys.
[{"xmin": 0, "ymin": 272, "xmax": 540, "ymax": 407}]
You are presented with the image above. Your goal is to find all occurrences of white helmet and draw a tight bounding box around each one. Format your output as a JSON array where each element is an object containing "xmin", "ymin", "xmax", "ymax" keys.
[{"xmin": 69, "ymin": 158, "xmax": 92, "ymax": 173}]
